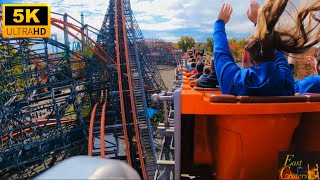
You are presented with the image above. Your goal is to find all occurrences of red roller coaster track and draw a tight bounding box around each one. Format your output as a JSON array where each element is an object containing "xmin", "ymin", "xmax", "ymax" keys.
[
  {"xmin": 88, "ymin": 103, "xmax": 98, "ymax": 156},
  {"xmin": 100, "ymin": 101, "xmax": 107, "ymax": 158},
  {"xmin": 114, "ymin": 0, "xmax": 132, "ymax": 166},
  {"xmin": 119, "ymin": 0, "xmax": 148, "ymax": 179},
  {"xmin": 0, "ymin": 6, "xmax": 155, "ymax": 179},
  {"xmin": 86, "ymin": 1, "xmax": 150, "ymax": 179},
  {"xmin": 2, "ymin": 118, "xmax": 76, "ymax": 141},
  {"xmin": 51, "ymin": 18, "xmax": 115, "ymax": 65}
]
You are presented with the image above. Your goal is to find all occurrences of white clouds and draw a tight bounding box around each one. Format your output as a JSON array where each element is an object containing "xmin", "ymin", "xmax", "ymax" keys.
[
  {"xmin": 182, "ymin": 3, "xmax": 192, "ymax": 8},
  {"xmin": 135, "ymin": 14, "xmax": 155, "ymax": 21},
  {"xmin": 4, "ymin": 0, "xmax": 316, "ymax": 43},
  {"xmin": 228, "ymin": 21, "xmax": 254, "ymax": 35},
  {"xmin": 160, "ymin": 35, "xmax": 180, "ymax": 42},
  {"xmin": 15, "ymin": 0, "xmax": 107, "ymax": 44},
  {"xmin": 131, "ymin": 0, "xmax": 184, "ymax": 19},
  {"xmin": 15, "ymin": 0, "xmax": 106, "ymax": 28},
  {"xmin": 130, "ymin": 0, "xmax": 263, "ymax": 40},
  {"xmin": 139, "ymin": 18, "xmax": 185, "ymax": 31},
  {"xmin": 7, "ymin": 0, "xmax": 272, "ymax": 42}
]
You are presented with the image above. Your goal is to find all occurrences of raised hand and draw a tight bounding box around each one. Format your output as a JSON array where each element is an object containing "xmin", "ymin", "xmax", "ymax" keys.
[
  {"xmin": 305, "ymin": 56, "xmax": 318, "ymax": 73},
  {"xmin": 218, "ymin": 3, "xmax": 233, "ymax": 24},
  {"xmin": 247, "ymin": 0, "xmax": 260, "ymax": 24}
]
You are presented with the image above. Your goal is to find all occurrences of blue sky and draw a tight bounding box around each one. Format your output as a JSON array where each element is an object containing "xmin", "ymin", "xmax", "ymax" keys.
[{"xmin": 1, "ymin": 0, "xmax": 317, "ymax": 43}]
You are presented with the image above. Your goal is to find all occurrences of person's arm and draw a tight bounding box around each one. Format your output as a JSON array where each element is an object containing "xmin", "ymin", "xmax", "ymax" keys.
[
  {"xmin": 295, "ymin": 76, "xmax": 320, "ymax": 93},
  {"xmin": 213, "ymin": 18, "xmax": 240, "ymax": 94},
  {"xmin": 247, "ymin": 0, "xmax": 260, "ymax": 25},
  {"xmin": 274, "ymin": 51, "xmax": 291, "ymax": 70},
  {"xmin": 184, "ymin": 60, "xmax": 192, "ymax": 71},
  {"xmin": 274, "ymin": 51, "xmax": 295, "ymax": 90},
  {"xmin": 287, "ymin": 55, "xmax": 297, "ymax": 73},
  {"xmin": 305, "ymin": 55, "xmax": 318, "ymax": 75}
]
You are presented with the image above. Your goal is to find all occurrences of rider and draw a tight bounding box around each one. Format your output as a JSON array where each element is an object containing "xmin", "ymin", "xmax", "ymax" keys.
[
  {"xmin": 289, "ymin": 49, "xmax": 320, "ymax": 93},
  {"xmin": 214, "ymin": 0, "xmax": 320, "ymax": 96}
]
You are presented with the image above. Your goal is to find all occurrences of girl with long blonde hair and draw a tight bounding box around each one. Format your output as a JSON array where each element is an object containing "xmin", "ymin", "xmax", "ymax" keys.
[{"xmin": 214, "ymin": 0, "xmax": 320, "ymax": 95}]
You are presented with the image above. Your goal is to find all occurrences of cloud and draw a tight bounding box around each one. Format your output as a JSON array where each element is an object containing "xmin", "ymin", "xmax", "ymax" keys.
[
  {"xmin": 130, "ymin": 0, "xmax": 264, "ymax": 41},
  {"xmin": 6, "ymin": 0, "xmax": 107, "ymax": 46},
  {"xmin": 3, "ymin": 0, "xmax": 270, "ymax": 42}
]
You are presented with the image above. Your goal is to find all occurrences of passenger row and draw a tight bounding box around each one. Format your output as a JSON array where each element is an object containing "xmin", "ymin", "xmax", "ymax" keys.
[
  {"xmin": 182, "ymin": 0, "xmax": 319, "ymax": 95},
  {"xmin": 183, "ymin": 49, "xmax": 219, "ymax": 89},
  {"xmin": 179, "ymin": 1, "xmax": 320, "ymax": 180}
]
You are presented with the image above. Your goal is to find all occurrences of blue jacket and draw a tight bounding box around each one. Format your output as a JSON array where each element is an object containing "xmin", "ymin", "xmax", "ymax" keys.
[
  {"xmin": 185, "ymin": 60, "xmax": 195, "ymax": 71},
  {"xmin": 295, "ymin": 76, "xmax": 320, "ymax": 93},
  {"xmin": 289, "ymin": 64, "xmax": 320, "ymax": 93},
  {"xmin": 197, "ymin": 71, "xmax": 219, "ymax": 88},
  {"xmin": 199, "ymin": 74, "xmax": 209, "ymax": 81},
  {"xmin": 213, "ymin": 19, "xmax": 295, "ymax": 96}
]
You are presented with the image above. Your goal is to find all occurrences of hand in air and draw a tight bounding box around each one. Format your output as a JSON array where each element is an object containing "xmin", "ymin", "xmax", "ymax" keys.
[
  {"xmin": 247, "ymin": 0, "xmax": 260, "ymax": 24},
  {"xmin": 305, "ymin": 56, "xmax": 318, "ymax": 73},
  {"xmin": 218, "ymin": 3, "xmax": 233, "ymax": 24}
]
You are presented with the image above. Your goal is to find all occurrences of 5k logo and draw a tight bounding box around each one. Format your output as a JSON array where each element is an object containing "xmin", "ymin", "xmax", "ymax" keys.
[
  {"xmin": 13, "ymin": 9, "xmax": 40, "ymax": 23},
  {"xmin": 2, "ymin": 4, "xmax": 50, "ymax": 38}
]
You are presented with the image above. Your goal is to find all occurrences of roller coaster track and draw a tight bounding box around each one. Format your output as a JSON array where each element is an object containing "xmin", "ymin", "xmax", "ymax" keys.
[
  {"xmin": 114, "ymin": 0, "xmax": 132, "ymax": 165},
  {"xmin": 88, "ymin": 102, "xmax": 108, "ymax": 157},
  {"xmin": 0, "ymin": 7, "xmax": 2, "ymax": 34},
  {"xmin": 119, "ymin": 0, "xmax": 148, "ymax": 177},
  {"xmin": 143, "ymin": 38, "xmax": 182, "ymax": 66},
  {"xmin": 87, "ymin": 1, "xmax": 157, "ymax": 179},
  {"xmin": 1, "ymin": 1, "xmax": 177, "ymax": 179},
  {"xmin": 0, "ymin": 17, "xmax": 107, "ymax": 177},
  {"xmin": 2, "ymin": 118, "xmax": 76, "ymax": 141},
  {"xmin": 50, "ymin": 18, "xmax": 115, "ymax": 65}
]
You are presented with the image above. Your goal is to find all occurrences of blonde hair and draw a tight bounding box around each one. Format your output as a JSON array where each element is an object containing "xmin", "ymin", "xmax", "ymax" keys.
[{"xmin": 244, "ymin": 0, "xmax": 320, "ymax": 64}]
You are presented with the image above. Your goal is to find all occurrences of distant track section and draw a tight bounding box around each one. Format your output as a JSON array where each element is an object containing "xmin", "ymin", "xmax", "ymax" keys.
[{"xmin": 0, "ymin": 11, "xmax": 109, "ymax": 178}]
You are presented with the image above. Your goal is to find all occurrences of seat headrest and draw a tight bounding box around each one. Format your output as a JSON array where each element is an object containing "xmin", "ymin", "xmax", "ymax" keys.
[
  {"xmin": 237, "ymin": 95, "xmax": 308, "ymax": 103},
  {"xmin": 206, "ymin": 94, "xmax": 320, "ymax": 103},
  {"xmin": 207, "ymin": 94, "xmax": 238, "ymax": 103},
  {"xmin": 301, "ymin": 93, "xmax": 320, "ymax": 102},
  {"xmin": 194, "ymin": 87, "xmax": 220, "ymax": 91}
]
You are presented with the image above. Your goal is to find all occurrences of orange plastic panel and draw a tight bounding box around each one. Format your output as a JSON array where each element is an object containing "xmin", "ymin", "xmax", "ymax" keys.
[
  {"xmin": 181, "ymin": 87, "xmax": 320, "ymax": 115},
  {"xmin": 291, "ymin": 112, "xmax": 320, "ymax": 151},
  {"xmin": 194, "ymin": 114, "xmax": 301, "ymax": 180},
  {"xmin": 193, "ymin": 115, "xmax": 212, "ymax": 164},
  {"xmin": 185, "ymin": 73, "xmax": 195, "ymax": 77},
  {"xmin": 181, "ymin": 70, "xmax": 320, "ymax": 179}
]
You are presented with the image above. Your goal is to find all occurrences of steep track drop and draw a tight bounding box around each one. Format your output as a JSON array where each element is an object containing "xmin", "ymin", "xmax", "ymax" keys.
[{"xmin": 1, "ymin": 1, "xmax": 172, "ymax": 178}]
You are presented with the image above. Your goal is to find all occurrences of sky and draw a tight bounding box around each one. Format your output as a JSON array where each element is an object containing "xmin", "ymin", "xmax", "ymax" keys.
[{"xmin": 1, "ymin": 0, "xmax": 317, "ymax": 43}]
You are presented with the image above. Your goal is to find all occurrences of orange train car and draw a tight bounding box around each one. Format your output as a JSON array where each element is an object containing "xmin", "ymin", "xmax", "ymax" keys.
[{"xmin": 175, "ymin": 67, "xmax": 320, "ymax": 179}]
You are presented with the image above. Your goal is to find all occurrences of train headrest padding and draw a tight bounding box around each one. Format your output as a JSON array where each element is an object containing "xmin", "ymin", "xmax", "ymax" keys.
[
  {"xmin": 206, "ymin": 94, "xmax": 315, "ymax": 103},
  {"xmin": 194, "ymin": 87, "xmax": 220, "ymax": 91},
  {"xmin": 204, "ymin": 88, "xmax": 220, "ymax": 91},
  {"xmin": 193, "ymin": 86, "xmax": 203, "ymax": 90},
  {"xmin": 190, "ymin": 81, "xmax": 197, "ymax": 87},
  {"xmin": 237, "ymin": 95, "xmax": 308, "ymax": 103},
  {"xmin": 207, "ymin": 94, "xmax": 238, "ymax": 103},
  {"xmin": 302, "ymin": 93, "xmax": 320, "ymax": 102},
  {"xmin": 207, "ymin": 94, "xmax": 320, "ymax": 103}
]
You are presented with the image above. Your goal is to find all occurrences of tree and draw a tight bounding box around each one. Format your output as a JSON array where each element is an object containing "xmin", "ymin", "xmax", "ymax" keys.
[
  {"xmin": 177, "ymin": 36, "xmax": 196, "ymax": 52},
  {"xmin": 171, "ymin": 42, "xmax": 179, "ymax": 49},
  {"xmin": 206, "ymin": 37, "xmax": 214, "ymax": 53},
  {"xmin": 227, "ymin": 38, "xmax": 246, "ymax": 62}
]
